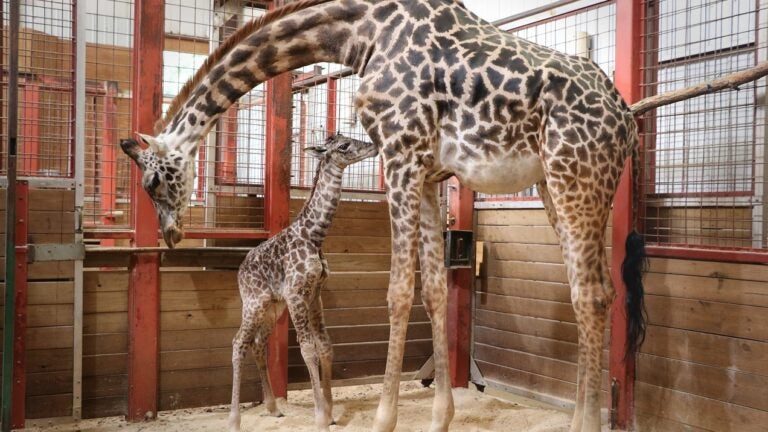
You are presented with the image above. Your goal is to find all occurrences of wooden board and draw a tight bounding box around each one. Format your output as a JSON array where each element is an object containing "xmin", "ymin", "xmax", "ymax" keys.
[
  {"xmin": 645, "ymin": 295, "xmax": 768, "ymax": 341},
  {"xmin": 637, "ymin": 353, "xmax": 768, "ymax": 412},
  {"xmin": 475, "ymin": 293, "xmax": 575, "ymax": 324},
  {"xmin": 641, "ymin": 325, "xmax": 768, "ymax": 377},
  {"xmin": 478, "ymin": 362, "xmax": 576, "ymax": 402},
  {"xmin": 474, "ymin": 309, "xmax": 577, "ymax": 344},
  {"xmin": 635, "ymin": 381, "xmax": 768, "ymax": 432}
]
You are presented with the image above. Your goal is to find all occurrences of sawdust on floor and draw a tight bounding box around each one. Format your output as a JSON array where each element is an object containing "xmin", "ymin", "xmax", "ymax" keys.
[{"xmin": 22, "ymin": 381, "xmax": 574, "ymax": 432}]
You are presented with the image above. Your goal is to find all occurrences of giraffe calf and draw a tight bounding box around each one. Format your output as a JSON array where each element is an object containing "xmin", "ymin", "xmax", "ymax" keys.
[{"xmin": 229, "ymin": 134, "xmax": 379, "ymax": 432}]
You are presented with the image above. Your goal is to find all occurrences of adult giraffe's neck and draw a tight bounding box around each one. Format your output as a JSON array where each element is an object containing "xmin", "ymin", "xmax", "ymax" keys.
[
  {"xmin": 160, "ymin": 0, "xmax": 375, "ymax": 155},
  {"xmin": 295, "ymin": 160, "xmax": 345, "ymax": 245}
]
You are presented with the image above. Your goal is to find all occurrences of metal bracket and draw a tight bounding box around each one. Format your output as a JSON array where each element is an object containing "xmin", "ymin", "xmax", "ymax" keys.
[
  {"xmin": 29, "ymin": 243, "xmax": 85, "ymax": 262},
  {"xmin": 412, "ymin": 355, "xmax": 435, "ymax": 381},
  {"xmin": 469, "ymin": 356, "xmax": 486, "ymax": 388}
]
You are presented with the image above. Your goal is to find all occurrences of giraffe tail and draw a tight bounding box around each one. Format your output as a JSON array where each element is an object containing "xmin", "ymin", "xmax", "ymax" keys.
[{"xmin": 622, "ymin": 121, "xmax": 648, "ymax": 357}]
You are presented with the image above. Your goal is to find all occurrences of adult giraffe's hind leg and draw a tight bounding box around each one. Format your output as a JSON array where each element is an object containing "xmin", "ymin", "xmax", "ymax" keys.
[
  {"xmin": 418, "ymin": 182, "xmax": 454, "ymax": 432},
  {"xmin": 541, "ymin": 145, "xmax": 618, "ymax": 432},
  {"xmin": 538, "ymin": 180, "xmax": 587, "ymax": 432}
]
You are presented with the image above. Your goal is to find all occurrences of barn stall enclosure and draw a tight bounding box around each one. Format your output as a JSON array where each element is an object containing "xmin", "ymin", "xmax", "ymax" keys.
[{"xmin": 0, "ymin": 0, "xmax": 766, "ymax": 431}]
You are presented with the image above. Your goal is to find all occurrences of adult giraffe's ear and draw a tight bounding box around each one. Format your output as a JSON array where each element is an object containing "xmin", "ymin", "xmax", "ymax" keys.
[
  {"xmin": 138, "ymin": 132, "xmax": 168, "ymax": 157},
  {"xmin": 120, "ymin": 138, "xmax": 143, "ymax": 166},
  {"xmin": 304, "ymin": 146, "xmax": 327, "ymax": 159}
]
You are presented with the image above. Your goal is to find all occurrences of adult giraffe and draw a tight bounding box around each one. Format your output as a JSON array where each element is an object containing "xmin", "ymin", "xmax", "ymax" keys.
[{"xmin": 120, "ymin": 1, "xmax": 647, "ymax": 431}]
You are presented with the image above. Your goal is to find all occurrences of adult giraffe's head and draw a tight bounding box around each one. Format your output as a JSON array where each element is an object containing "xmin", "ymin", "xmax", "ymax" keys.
[{"xmin": 120, "ymin": 134, "xmax": 195, "ymax": 248}]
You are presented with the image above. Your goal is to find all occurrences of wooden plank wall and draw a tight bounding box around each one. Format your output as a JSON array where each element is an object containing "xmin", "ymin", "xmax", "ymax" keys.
[
  {"xmin": 0, "ymin": 188, "xmax": 76, "ymax": 419},
  {"xmin": 287, "ymin": 199, "xmax": 432, "ymax": 384},
  {"xmin": 81, "ymin": 198, "xmax": 431, "ymax": 416},
  {"xmin": 635, "ymin": 258, "xmax": 768, "ymax": 431},
  {"xmin": 473, "ymin": 208, "xmax": 610, "ymax": 404},
  {"xmin": 82, "ymin": 270, "xmax": 128, "ymax": 418}
]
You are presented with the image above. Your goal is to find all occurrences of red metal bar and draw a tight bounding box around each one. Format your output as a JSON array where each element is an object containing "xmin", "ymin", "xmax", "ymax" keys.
[
  {"xmin": 326, "ymin": 77, "xmax": 337, "ymax": 135},
  {"xmin": 101, "ymin": 82, "xmax": 118, "ymax": 247},
  {"xmin": 218, "ymin": 106, "xmax": 239, "ymax": 184},
  {"xmin": 20, "ymin": 82, "xmax": 39, "ymax": 175},
  {"xmin": 264, "ymin": 0, "xmax": 293, "ymax": 398},
  {"xmin": 84, "ymin": 229, "xmax": 272, "ymax": 241},
  {"xmin": 447, "ymin": 177, "xmax": 473, "ymax": 388},
  {"xmin": 11, "ymin": 181, "xmax": 28, "ymax": 429},
  {"xmin": 646, "ymin": 245, "xmax": 768, "ymax": 264},
  {"xmin": 298, "ymin": 92, "xmax": 308, "ymax": 187},
  {"xmin": 609, "ymin": 0, "xmax": 643, "ymax": 429},
  {"xmin": 127, "ymin": 0, "xmax": 163, "ymax": 421}
]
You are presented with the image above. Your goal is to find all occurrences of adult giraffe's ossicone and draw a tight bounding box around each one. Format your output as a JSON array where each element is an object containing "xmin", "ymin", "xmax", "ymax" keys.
[{"xmin": 120, "ymin": 1, "xmax": 646, "ymax": 431}]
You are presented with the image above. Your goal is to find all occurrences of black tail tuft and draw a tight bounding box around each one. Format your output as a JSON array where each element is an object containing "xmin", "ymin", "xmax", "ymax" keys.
[{"xmin": 622, "ymin": 230, "xmax": 648, "ymax": 357}]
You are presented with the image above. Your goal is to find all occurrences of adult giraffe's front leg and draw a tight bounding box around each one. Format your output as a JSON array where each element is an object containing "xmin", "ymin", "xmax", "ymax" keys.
[
  {"xmin": 418, "ymin": 182, "xmax": 454, "ymax": 432},
  {"xmin": 372, "ymin": 154, "xmax": 426, "ymax": 432}
]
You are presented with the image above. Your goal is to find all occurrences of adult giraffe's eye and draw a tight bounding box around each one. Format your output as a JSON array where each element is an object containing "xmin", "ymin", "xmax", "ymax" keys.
[
  {"xmin": 147, "ymin": 172, "xmax": 161, "ymax": 192},
  {"xmin": 338, "ymin": 142, "xmax": 350, "ymax": 151}
]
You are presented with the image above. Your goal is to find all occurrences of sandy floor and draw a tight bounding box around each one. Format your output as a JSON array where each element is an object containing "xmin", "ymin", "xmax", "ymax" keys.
[{"xmin": 22, "ymin": 382, "xmax": 576, "ymax": 432}]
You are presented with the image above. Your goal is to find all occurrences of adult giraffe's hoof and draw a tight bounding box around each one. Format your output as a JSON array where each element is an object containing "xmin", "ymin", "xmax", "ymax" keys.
[
  {"xmin": 371, "ymin": 409, "xmax": 396, "ymax": 432},
  {"xmin": 227, "ymin": 412, "xmax": 241, "ymax": 432}
]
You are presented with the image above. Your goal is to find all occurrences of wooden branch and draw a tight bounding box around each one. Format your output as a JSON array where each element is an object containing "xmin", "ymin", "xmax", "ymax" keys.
[{"xmin": 630, "ymin": 61, "xmax": 768, "ymax": 116}]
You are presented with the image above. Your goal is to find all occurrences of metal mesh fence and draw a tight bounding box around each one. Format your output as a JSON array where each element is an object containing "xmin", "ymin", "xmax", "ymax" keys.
[
  {"xmin": 476, "ymin": 1, "xmax": 617, "ymax": 202},
  {"xmin": 2, "ymin": 0, "xmax": 75, "ymax": 178},
  {"xmin": 291, "ymin": 62, "xmax": 384, "ymax": 196},
  {"xmin": 639, "ymin": 0, "xmax": 768, "ymax": 251},
  {"xmin": 83, "ymin": 0, "xmax": 133, "ymax": 231},
  {"xmin": 163, "ymin": 0, "xmax": 267, "ymax": 232}
]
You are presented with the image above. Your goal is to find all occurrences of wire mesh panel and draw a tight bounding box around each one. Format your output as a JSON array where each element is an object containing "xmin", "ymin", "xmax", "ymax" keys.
[
  {"xmin": 639, "ymin": 0, "xmax": 768, "ymax": 252},
  {"xmin": 291, "ymin": 62, "xmax": 384, "ymax": 195},
  {"xmin": 164, "ymin": 0, "xmax": 267, "ymax": 232},
  {"xmin": 1, "ymin": 0, "xmax": 75, "ymax": 178},
  {"xmin": 476, "ymin": 1, "xmax": 617, "ymax": 203},
  {"xmin": 83, "ymin": 0, "xmax": 134, "ymax": 231}
]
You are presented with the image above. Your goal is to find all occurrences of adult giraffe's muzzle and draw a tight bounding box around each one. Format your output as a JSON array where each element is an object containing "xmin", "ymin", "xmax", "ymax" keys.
[{"xmin": 161, "ymin": 213, "xmax": 183, "ymax": 249}]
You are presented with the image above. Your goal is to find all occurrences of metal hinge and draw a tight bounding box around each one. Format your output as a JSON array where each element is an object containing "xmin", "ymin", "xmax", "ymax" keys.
[{"xmin": 610, "ymin": 377, "xmax": 620, "ymax": 430}]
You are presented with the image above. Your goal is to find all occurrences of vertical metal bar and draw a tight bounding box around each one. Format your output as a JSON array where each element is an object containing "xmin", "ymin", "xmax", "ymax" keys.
[
  {"xmin": 755, "ymin": 5, "xmax": 768, "ymax": 249},
  {"xmin": 11, "ymin": 181, "xmax": 28, "ymax": 429},
  {"xmin": 610, "ymin": 0, "xmax": 644, "ymax": 429},
  {"xmin": 2, "ymin": 0, "xmax": 21, "ymax": 429},
  {"xmin": 298, "ymin": 92, "xmax": 307, "ymax": 187},
  {"xmin": 20, "ymin": 83, "xmax": 39, "ymax": 175},
  {"xmin": 128, "ymin": 0, "xmax": 163, "ymax": 421},
  {"xmin": 326, "ymin": 77, "xmax": 337, "ymax": 135},
  {"xmin": 264, "ymin": 0, "xmax": 292, "ymax": 399},
  {"xmin": 73, "ymin": 0, "xmax": 87, "ymax": 419},
  {"xmin": 100, "ymin": 81, "xmax": 118, "ymax": 244},
  {"xmin": 446, "ymin": 177, "xmax": 472, "ymax": 388}
]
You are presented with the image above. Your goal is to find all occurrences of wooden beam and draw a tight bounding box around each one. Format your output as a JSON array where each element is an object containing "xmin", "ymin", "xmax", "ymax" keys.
[
  {"xmin": 610, "ymin": 0, "xmax": 644, "ymax": 429},
  {"xmin": 127, "ymin": 0, "xmax": 163, "ymax": 421},
  {"xmin": 447, "ymin": 177, "xmax": 473, "ymax": 388},
  {"xmin": 11, "ymin": 181, "xmax": 29, "ymax": 428},
  {"xmin": 264, "ymin": 0, "xmax": 293, "ymax": 399}
]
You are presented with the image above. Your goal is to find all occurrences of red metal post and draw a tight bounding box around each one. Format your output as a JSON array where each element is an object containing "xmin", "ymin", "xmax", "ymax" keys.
[
  {"xmin": 610, "ymin": 0, "xmax": 643, "ymax": 429},
  {"xmin": 298, "ymin": 92, "xmax": 308, "ymax": 187},
  {"xmin": 127, "ymin": 0, "xmax": 163, "ymax": 421},
  {"xmin": 326, "ymin": 77, "xmax": 337, "ymax": 135},
  {"xmin": 446, "ymin": 177, "xmax": 473, "ymax": 388},
  {"xmin": 20, "ymin": 83, "xmax": 39, "ymax": 175},
  {"xmin": 101, "ymin": 82, "xmax": 118, "ymax": 246},
  {"xmin": 263, "ymin": 0, "xmax": 293, "ymax": 398},
  {"xmin": 218, "ymin": 107, "xmax": 239, "ymax": 184},
  {"xmin": 11, "ymin": 181, "xmax": 28, "ymax": 429}
]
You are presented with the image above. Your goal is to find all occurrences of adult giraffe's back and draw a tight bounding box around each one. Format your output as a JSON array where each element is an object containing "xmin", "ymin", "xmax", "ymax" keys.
[{"xmin": 120, "ymin": 1, "xmax": 646, "ymax": 431}]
